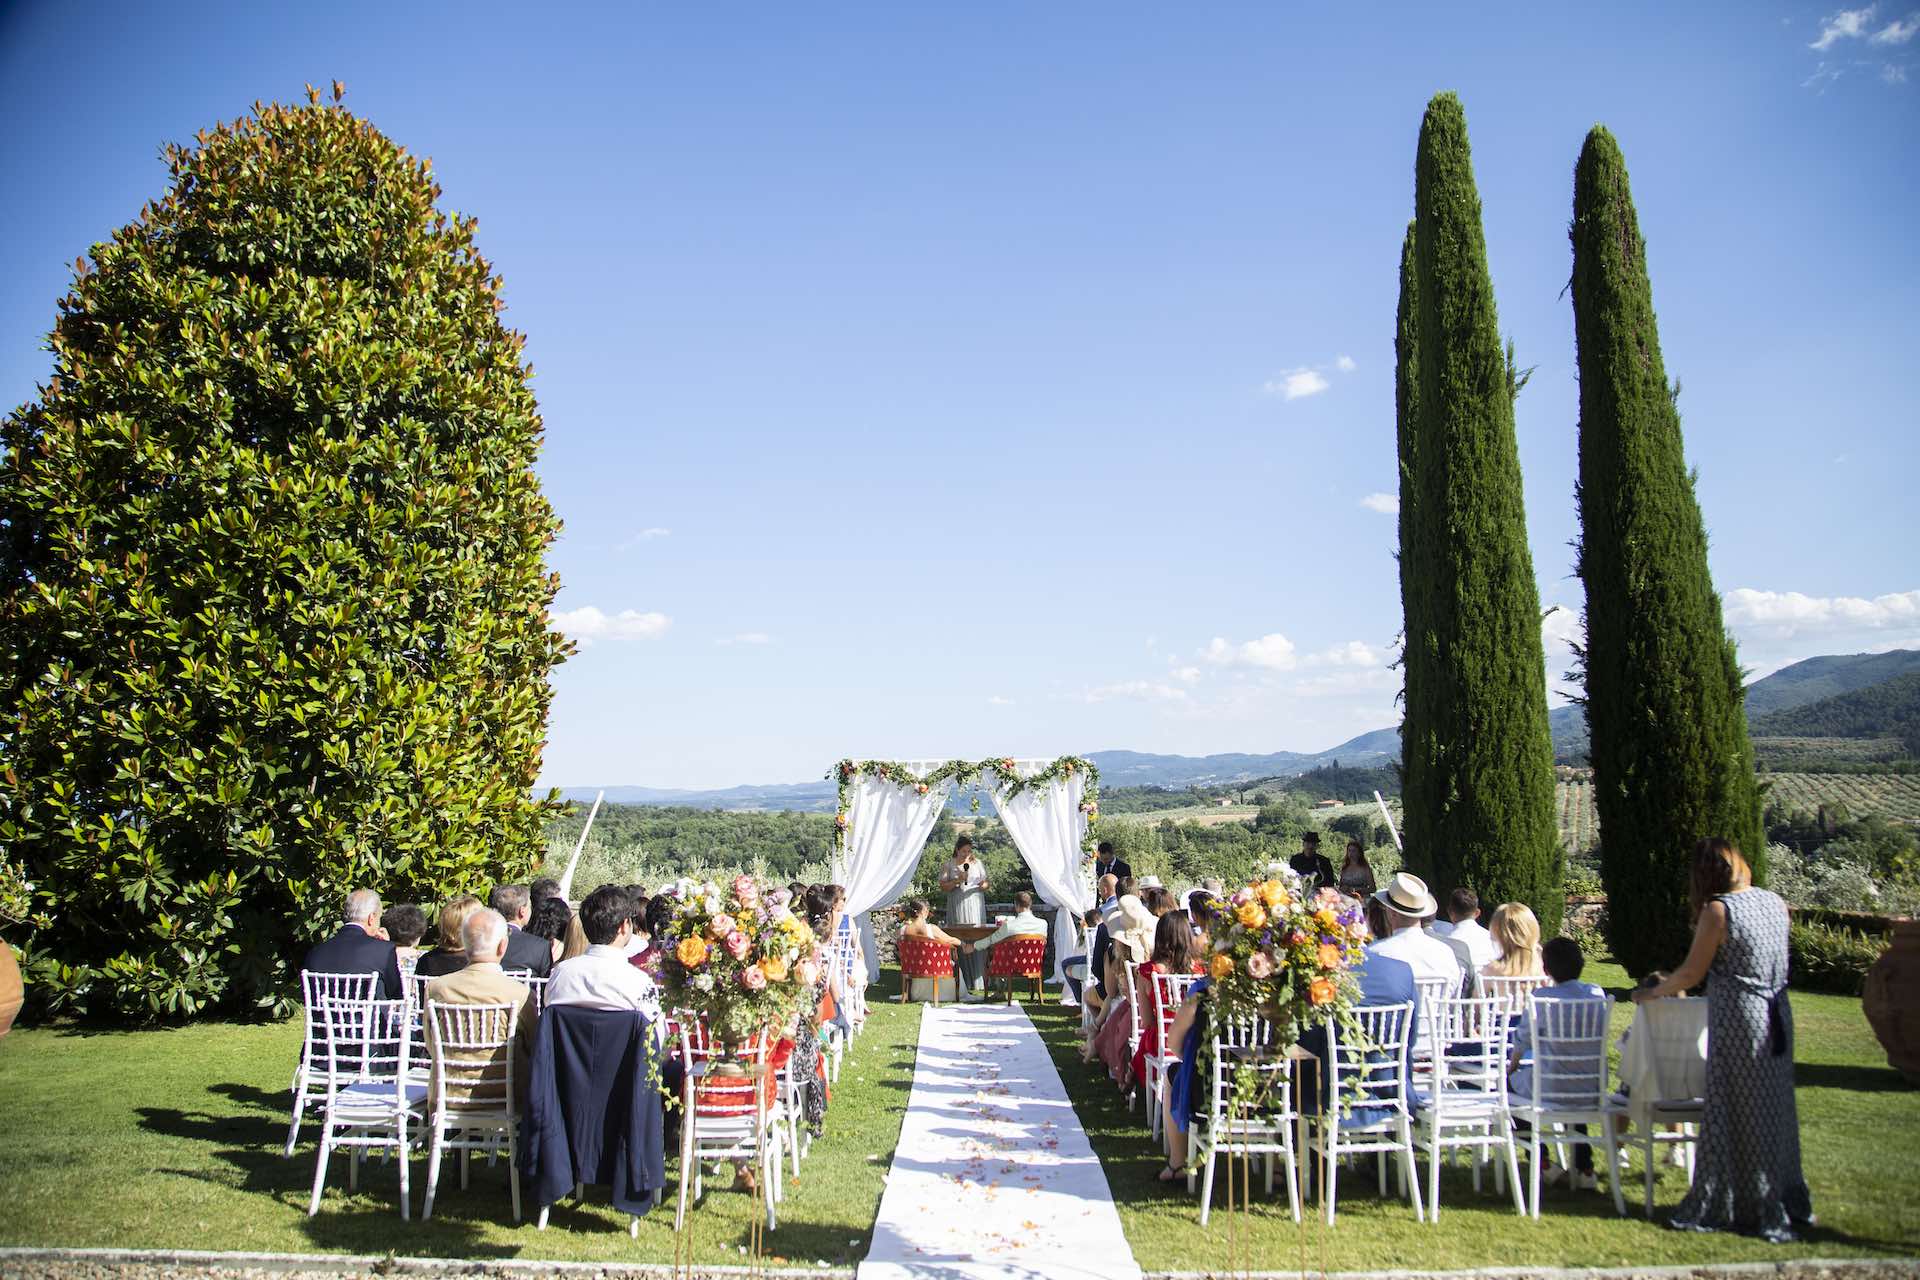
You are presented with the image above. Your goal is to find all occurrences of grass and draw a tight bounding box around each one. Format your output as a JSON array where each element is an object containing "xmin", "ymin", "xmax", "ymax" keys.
[
  {"xmin": 1029, "ymin": 958, "xmax": 1920, "ymax": 1272},
  {"xmin": 0, "ymin": 993, "xmax": 921, "ymax": 1268}
]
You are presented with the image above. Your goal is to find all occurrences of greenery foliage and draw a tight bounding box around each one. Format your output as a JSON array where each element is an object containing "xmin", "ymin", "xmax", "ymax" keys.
[
  {"xmin": 1786, "ymin": 919, "xmax": 1888, "ymax": 996},
  {"xmin": 1396, "ymin": 93, "xmax": 1562, "ymax": 931},
  {"xmin": 1569, "ymin": 126, "xmax": 1766, "ymax": 977},
  {"xmin": 0, "ymin": 90, "xmax": 568, "ymax": 1019}
]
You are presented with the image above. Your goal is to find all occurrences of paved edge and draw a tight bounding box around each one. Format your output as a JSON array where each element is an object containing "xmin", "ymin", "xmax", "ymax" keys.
[{"xmin": 4, "ymin": 1246, "xmax": 1915, "ymax": 1280}]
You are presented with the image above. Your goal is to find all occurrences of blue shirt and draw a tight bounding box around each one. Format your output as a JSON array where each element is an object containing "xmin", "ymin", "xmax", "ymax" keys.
[{"xmin": 1508, "ymin": 979, "xmax": 1608, "ymax": 1101}]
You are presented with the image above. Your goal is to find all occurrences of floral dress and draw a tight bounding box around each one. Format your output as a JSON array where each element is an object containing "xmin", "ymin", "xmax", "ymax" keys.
[{"xmin": 1669, "ymin": 888, "xmax": 1813, "ymax": 1241}]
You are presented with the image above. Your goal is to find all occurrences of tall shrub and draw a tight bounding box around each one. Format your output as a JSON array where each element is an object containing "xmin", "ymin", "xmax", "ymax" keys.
[
  {"xmin": 1570, "ymin": 126, "xmax": 1765, "ymax": 977},
  {"xmin": 1396, "ymin": 93, "xmax": 1562, "ymax": 931},
  {"xmin": 0, "ymin": 89, "xmax": 571, "ymax": 1019}
]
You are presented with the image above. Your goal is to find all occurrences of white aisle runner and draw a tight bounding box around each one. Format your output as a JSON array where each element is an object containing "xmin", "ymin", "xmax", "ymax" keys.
[{"xmin": 858, "ymin": 1002, "xmax": 1143, "ymax": 1280}]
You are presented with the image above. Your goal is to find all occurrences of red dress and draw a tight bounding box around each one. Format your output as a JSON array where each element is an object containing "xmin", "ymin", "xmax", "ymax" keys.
[{"xmin": 1130, "ymin": 961, "xmax": 1203, "ymax": 1087}]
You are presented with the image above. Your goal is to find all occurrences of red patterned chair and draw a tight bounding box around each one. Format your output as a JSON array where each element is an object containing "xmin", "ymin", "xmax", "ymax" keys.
[
  {"xmin": 985, "ymin": 935, "xmax": 1048, "ymax": 1005},
  {"xmin": 898, "ymin": 934, "xmax": 956, "ymax": 1006}
]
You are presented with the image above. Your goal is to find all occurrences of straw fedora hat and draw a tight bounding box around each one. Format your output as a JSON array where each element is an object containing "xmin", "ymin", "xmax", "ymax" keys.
[{"xmin": 1374, "ymin": 871, "xmax": 1439, "ymax": 919}]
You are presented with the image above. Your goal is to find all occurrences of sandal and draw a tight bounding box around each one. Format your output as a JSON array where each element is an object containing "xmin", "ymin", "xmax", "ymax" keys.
[{"xmin": 1156, "ymin": 1163, "xmax": 1185, "ymax": 1183}]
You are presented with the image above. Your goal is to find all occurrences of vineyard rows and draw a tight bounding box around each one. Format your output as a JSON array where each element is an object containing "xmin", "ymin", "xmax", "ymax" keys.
[{"xmin": 1763, "ymin": 772, "xmax": 1920, "ymax": 823}]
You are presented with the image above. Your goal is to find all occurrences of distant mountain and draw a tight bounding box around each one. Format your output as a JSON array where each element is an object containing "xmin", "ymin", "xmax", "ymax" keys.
[
  {"xmin": 556, "ymin": 651, "xmax": 1920, "ymax": 811},
  {"xmin": 1743, "ymin": 649, "xmax": 1920, "ymax": 717},
  {"xmin": 1750, "ymin": 670, "xmax": 1920, "ymax": 755}
]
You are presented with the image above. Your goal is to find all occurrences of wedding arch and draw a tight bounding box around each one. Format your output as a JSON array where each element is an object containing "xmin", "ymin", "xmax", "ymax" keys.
[{"xmin": 826, "ymin": 755, "xmax": 1100, "ymax": 989}]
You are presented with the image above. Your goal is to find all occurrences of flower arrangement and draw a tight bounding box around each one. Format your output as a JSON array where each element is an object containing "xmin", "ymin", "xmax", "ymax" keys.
[
  {"xmin": 656, "ymin": 874, "xmax": 824, "ymax": 1047},
  {"xmin": 1192, "ymin": 877, "xmax": 1375, "ymax": 1136}
]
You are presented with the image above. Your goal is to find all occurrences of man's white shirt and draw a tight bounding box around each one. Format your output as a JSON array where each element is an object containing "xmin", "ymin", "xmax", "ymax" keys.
[
  {"xmin": 976, "ymin": 909, "xmax": 1048, "ymax": 951},
  {"xmin": 1370, "ymin": 925, "xmax": 1468, "ymax": 1057},
  {"xmin": 546, "ymin": 944, "xmax": 664, "ymax": 1041},
  {"xmin": 1430, "ymin": 918, "xmax": 1500, "ymax": 972}
]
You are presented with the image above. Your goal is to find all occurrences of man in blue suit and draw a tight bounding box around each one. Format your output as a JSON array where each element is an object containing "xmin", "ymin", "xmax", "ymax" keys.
[
  {"xmin": 1297, "ymin": 900, "xmax": 1419, "ymax": 1122},
  {"xmin": 301, "ymin": 888, "xmax": 403, "ymax": 999}
]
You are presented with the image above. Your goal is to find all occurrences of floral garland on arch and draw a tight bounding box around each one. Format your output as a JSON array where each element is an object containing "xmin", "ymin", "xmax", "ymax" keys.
[
  {"xmin": 656, "ymin": 874, "xmax": 823, "ymax": 1047},
  {"xmin": 827, "ymin": 755, "xmax": 1101, "ymax": 853}
]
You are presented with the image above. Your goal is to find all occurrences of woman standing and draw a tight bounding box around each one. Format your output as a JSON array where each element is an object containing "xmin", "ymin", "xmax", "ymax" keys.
[
  {"xmin": 940, "ymin": 836, "xmax": 990, "ymax": 998},
  {"xmin": 1634, "ymin": 838, "xmax": 1812, "ymax": 1241},
  {"xmin": 1338, "ymin": 841, "xmax": 1377, "ymax": 897}
]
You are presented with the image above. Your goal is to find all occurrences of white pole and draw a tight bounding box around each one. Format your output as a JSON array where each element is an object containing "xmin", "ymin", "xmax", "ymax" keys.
[
  {"xmin": 557, "ymin": 790, "xmax": 605, "ymax": 902},
  {"xmin": 1373, "ymin": 790, "xmax": 1402, "ymax": 852}
]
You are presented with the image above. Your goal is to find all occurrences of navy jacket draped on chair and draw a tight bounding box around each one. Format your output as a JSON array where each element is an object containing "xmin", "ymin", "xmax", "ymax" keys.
[{"xmin": 520, "ymin": 1004, "xmax": 665, "ymax": 1216}]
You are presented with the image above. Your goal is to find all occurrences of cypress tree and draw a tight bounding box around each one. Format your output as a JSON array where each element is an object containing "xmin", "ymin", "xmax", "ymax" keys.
[
  {"xmin": 0, "ymin": 88, "xmax": 570, "ymax": 1018},
  {"xmin": 1570, "ymin": 126, "xmax": 1765, "ymax": 978},
  {"xmin": 1397, "ymin": 93, "xmax": 1562, "ymax": 931}
]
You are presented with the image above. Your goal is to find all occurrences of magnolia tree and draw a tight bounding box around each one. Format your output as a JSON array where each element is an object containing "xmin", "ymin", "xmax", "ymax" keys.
[{"xmin": 0, "ymin": 88, "xmax": 570, "ymax": 1019}]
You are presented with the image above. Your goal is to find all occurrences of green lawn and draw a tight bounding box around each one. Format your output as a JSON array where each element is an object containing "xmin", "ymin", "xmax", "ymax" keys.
[
  {"xmin": 0, "ymin": 994, "xmax": 921, "ymax": 1269},
  {"xmin": 1029, "ymin": 959, "xmax": 1920, "ymax": 1272}
]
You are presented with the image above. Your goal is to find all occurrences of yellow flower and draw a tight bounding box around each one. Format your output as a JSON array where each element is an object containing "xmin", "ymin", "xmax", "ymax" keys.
[
  {"xmin": 1259, "ymin": 878, "xmax": 1287, "ymax": 908},
  {"xmin": 1235, "ymin": 901, "xmax": 1267, "ymax": 930},
  {"xmin": 760, "ymin": 955, "xmax": 789, "ymax": 983},
  {"xmin": 1210, "ymin": 953, "xmax": 1235, "ymax": 980},
  {"xmin": 676, "ymin": 935, "xmax": 710, "ymax": 968}
]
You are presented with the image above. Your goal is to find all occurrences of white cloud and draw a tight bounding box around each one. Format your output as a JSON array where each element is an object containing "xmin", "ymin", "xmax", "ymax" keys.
[
  {"xmin": 1872, "ymin": 12, "xmax": 1919, "ymax": 41},
  {"xmin": 1723, "ymin": 587, "xmax": 1920, "ymax": 635},
  {"xmin": 1082, "ymin": 680, "xmax": 1189, "ymax": 703},
  {"xmin": 716, "ymin": 632, "xmax": 773, "ymax": 646},
  {"xmin": 1359, "ymin": 492, "xmax": 1400, "ymax": 515},
  {"xmin": 1335, "ymin": 354, "xmax": 1358, "ymax": 373},
  {"xmin": 614, "ymin": 526, "xmax": 672, "ymax": 551},
  {"xmin": 1541, "ymin": 605, "xmax": 1583, "ymax": 655},
  {"xmin": 552, "ymin": 606, "xmax": 672, "ymax": 647},
  {"xmin": 1170, "ymin": 665, "xmax": 1202, "ymax": 684},
  {"xmin": 987, "ymin": 694, "xmax": 1015, "ymax": 706},
  {"xmin": 1884, "ymin": 61, "xmax": 1910, "ymax": 80},
  {"xmin": 1305, "ymin": 640, "xmax": 1380, "ymax": 668},
  {"xmin": 1803, "ymin": 60, "xmax": 1845, "ymax": 89},
  {"xmin": 1811, "ymin": 6, "xmax": 1876, "ymax": 49},
  {"xmin": 1265, "ymin": 369, "xmax": 1330, "ymax": 400},
  {"xmin": 1203, "ymin": 633, "xmax": 1299, "ymax": 670}
]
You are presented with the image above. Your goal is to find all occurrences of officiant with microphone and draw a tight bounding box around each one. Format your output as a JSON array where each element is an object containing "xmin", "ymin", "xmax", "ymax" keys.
[{"xmin": 940, "ymin": 834, "xmax": 990, "ymax": 998}]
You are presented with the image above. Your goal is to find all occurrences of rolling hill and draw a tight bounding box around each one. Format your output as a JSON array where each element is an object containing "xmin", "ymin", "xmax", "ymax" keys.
[{"xmin": 1751, "ymin": 670, "xmax": 1920, "ymax": 756}]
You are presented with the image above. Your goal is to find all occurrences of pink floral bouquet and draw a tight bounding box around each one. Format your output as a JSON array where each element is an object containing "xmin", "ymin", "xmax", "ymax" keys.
[{"xmin": 657, "ymin": 874, "xmax": 823, "ymax": 1046}]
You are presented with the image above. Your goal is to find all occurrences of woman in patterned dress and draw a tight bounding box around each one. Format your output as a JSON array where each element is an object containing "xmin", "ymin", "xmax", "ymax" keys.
[{"xmin": 1634, "ymin": 838, "xmax": 1813, "ymax": 1241}]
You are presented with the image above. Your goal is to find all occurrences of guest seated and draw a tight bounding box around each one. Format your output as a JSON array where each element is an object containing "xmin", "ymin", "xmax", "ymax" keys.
[
  {"xmin": 381, "ymin": 903, "xmax": 429, "ymax": 970},
  {"xmin": 303, "ymin": 888, "xmax": 403, "ymax": 998},
  {"xmin": 526, "ymin": 895, "xmax": 572, "ymax": 967},
  {"xmin": 415, "ymin": 895, "xmax": 484, "ymax": 979},
  {"xmin": 629, "ymin": 894, "xmax": 676, "ymax": 976},
  {"xmin": 1508, "ymin": 936, "xmax": 1607, "ymax": 1189},
  {"xmin": 900, "ymin": 898, "xmax": 966, "ymax": 948},
  {"xmin": 1429, "ymin": 887, "xmax": 1499, "ymax": 974},
  {"xmin": 963, "ymin": 891, "xmax": 1048, "ymax": 955},
  {"xmin": 1084, "ymin": 895, "xmax": 1156, "ymax": 1063},
  {"xmin": 1126, "ymin": 910, "xmax": 1205, "ymax": 1091},
  {"xmin": 1476, "ymin": 902, "xmax": 1544, "ymax": 994},
  {"xmin": 1367, "ymin": 872, "xmax": 1468, "ymax": 1056},
  {"xmin": 545, "ymin": 885, "xmax": 663, "ymax": 1035},
  {"xmin": 424, "ymin": 907, "xmax": 539, "ymax": 1105},
  {"xmin": 489, "ymin": 884, "xmax": 555, "ymax": 978},
  {"xmin": 621, "ymin": 886, "xmax": 652, "ymax": 959},
  {"xmin": 1295, "ymin": 897, "xmax": 1418, "ymax": 1121}
]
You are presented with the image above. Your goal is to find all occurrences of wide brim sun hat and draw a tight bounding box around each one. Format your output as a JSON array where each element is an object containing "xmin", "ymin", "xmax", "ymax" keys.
[{"xmin": 1374, "ymin": 871, "xmax": 1439, "ymax": 919}]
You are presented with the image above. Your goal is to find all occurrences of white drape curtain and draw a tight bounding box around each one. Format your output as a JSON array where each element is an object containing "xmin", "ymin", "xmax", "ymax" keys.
[
  {"xmin": 989, "ymin": 766, "xmax": 1095, "ymax": 989},
  {"xmin": 830, "ymin": 770, "xmax": 955, "ymax": 983}
]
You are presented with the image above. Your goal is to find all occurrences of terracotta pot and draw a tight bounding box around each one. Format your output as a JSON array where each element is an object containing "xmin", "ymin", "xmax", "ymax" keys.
[
  {"xmin": 0, "ymin": 941, "xmax": 22, "ymax": 1039},
  {"xmin": 1863, "ymin": 919, "xmax": 1920, "ymax": 1085}
]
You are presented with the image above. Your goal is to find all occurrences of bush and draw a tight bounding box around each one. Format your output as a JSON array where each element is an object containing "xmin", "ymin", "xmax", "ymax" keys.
[
  {"xmin": 1789, "ymin": 920, "xmax": 1889, "ymax": 996},
  {"xmin": 0, "ymin": 91, "xmax": 568, "ymax": 1020}
]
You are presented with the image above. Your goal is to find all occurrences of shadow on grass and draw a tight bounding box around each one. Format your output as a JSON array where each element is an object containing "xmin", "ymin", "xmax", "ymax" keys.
[{"xmin": 1794, "ymin": 1061, "xmax": 1914, "ymax": 1093}]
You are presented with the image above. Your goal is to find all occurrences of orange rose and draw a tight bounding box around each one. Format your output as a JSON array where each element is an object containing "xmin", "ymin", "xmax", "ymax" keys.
[
  {"xmin": 1210, "ymin": 953, "xmax": 1235, "ymax": 980},
  {"xmin": 676, "ymin": 935, "xmax": 710, "ymax": 968},
  {"xmin": 1317, "ymin": 943, "xmax": 1342, "ymax": 970},
  {"xmin": 760, "ymin": 955, "xmax": 789, "ymax": 983},
  {"xmin": 1234, "ymin": 902, "xmax": 1267, "ymax": 929},
  {"xmin": 1309, "ymin": 976, "xmax": 1336, "ymax": 1006}
]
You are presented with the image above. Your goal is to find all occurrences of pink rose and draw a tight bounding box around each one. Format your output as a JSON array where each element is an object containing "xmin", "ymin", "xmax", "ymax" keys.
[
  {"xmin": 733, "ymin": 874, "xmax": 759, "ymax": 904},
  {"xmin": 1246, "ymin": 951, "xmax": 1275, "ymax": 980},
  {"xmin": 709, "ymin": 913, "xmax": 735, "ymax": 939},
  {"xmin": 738, "ymin": 964, "xmax": 767, "ymax": 991},
  {"xmin": 796, "ymin": 959, "xmax": 821, "ymax": 989},
  {"xmin": 724, "ymin": 930, "xmax": 751, "ymax": 959},
  {"xmin": 1230, "ymin": 889, "xmax": 1253, "ymax": 907}
]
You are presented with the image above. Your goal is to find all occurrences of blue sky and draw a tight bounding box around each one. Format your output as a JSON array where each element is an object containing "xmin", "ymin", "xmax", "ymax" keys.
[{"xmin": 3, "ymin": 3, "xmax": 1916, "ymax": 789}]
